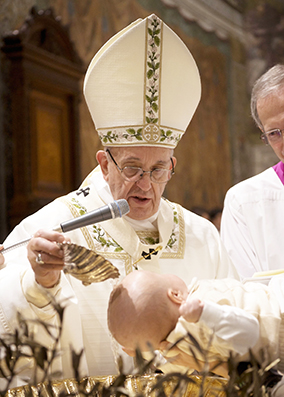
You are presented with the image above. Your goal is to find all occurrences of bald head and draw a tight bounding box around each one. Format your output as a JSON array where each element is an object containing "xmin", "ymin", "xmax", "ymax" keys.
[{"xmin": 107, "ymin": 271, "xmax": 187, "ymax": 352}]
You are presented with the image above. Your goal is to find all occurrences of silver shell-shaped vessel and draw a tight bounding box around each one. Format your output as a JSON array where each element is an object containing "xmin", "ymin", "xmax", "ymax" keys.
[{"xmin": 61, "ymin": 242, "xmax": 120, "ymax": 286}]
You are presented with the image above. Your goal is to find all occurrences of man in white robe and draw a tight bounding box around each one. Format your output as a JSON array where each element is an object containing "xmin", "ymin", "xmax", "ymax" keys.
[
  {"xmin": 221, "ymin": 65, "xmax": 284, "ymax": 279},
  {"xmin": 0, "ymin": 14, "xmax": 238, "ymax": 386}
]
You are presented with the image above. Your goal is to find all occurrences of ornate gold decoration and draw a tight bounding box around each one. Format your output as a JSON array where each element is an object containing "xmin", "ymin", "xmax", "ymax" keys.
[
  {"xmin": 61, "ymin": 242, "xmax": 119, "ymax": 286},
  {"xmin": 132, "ymin": 245, "xmax": 162, "ymax": 270},
  {"xmin": 144, "ymin": 15, "xmax": 161, "ymax": 126},
  {"xmin": 6, "ymin": 374, "xmax": 227, "ymax": 397},
  {"xmin": 142, "ymin": 124, "xmax": 161, "ymax": 143}
]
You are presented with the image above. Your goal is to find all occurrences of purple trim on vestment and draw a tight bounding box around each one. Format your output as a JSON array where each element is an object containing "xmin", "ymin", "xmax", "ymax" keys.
[{"xmin": 273, "ymin": 161, "xmax": 284, "ymax": 185}]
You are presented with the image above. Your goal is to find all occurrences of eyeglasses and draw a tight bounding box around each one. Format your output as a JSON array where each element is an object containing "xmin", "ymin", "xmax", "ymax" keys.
[
  {"xmin": 106, "ymin": 149, "xmax": 175, "ymax": 184},
  {"xmin": 260, "ymin": 129, "xmax": 284, "ymax": 145}
]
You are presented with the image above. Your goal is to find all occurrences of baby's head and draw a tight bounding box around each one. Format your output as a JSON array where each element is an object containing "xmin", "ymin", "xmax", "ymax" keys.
[{"xmin": 107, "ymin": 270, "xmax": 188, "ymax": 354}]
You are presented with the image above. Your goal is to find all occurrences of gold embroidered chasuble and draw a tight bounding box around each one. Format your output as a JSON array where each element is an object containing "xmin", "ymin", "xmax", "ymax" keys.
[{"xmin": 58, "ymin": 183, "xmax": 185, "ymax": 276}]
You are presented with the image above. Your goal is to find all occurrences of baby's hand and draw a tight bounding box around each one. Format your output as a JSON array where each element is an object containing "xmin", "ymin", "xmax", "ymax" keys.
[{"xmin": 179, "ymin": 297, "xmax": 204, "ymax": 323}]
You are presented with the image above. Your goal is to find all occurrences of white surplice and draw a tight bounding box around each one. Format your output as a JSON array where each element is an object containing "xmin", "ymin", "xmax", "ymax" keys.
[{"xmin": 221, "ymin": 167, "xmax": 284, "ymax": 279}]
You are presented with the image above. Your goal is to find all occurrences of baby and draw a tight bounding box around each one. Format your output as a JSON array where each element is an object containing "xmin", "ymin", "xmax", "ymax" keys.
[{"xmin": 107, "ymin": 270, "xmax": 284, "ymax": 385}]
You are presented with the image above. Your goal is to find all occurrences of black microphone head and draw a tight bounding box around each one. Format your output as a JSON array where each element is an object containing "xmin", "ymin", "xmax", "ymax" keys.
[{"xmin": 110, "ymin": 199, "xmax": 130, "ymax": 218}]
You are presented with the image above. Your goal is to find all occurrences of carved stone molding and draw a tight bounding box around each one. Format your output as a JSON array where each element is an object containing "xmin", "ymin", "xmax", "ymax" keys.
[{"xmin": 161, "ymin": 0, "xmax": 245, "ymax": 42}]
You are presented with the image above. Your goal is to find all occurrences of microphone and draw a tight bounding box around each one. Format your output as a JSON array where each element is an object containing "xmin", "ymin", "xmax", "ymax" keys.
[
  {"xmin": 1, "ymin": 199, "xmax": 130, "ymax": 254},
  {"xmin": 53, "ymin": 199, "xmax": 129, "ymax": 232}
]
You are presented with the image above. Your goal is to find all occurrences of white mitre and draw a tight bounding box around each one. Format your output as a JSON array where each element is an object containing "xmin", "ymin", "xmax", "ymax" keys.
[{"xmin": 84, "ymin": 14, "xmax": 201, "ymax": 149}]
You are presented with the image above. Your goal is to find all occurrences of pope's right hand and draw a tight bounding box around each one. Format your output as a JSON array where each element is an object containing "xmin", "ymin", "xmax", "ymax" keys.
[{"xmin": 27, "ymin": 229, "xmax": 69, "ymax": 288}]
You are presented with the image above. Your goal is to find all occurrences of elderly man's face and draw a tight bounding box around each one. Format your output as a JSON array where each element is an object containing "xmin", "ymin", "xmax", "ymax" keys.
[
  {"xmin": 257, "ymin": 89, "xmax": 284, "ymax": 163},
  {"xmin": 97, "ymin": 146, "xmax": 176, "ymax": 220}
]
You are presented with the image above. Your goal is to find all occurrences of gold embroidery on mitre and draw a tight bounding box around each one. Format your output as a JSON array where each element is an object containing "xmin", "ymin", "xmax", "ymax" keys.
[
  {"xmin": 144, "ymin": 15, "xmax": 162, "ymax": 131},
  {"xmin": 142, "ymin": 123, "xmax": 161, "ymax": 143},
  {"xmin": 98, "ymin": 125, "xmax": 182, "ymax": 147},
  {"xmin": 97, "ymin": 15, "xmax": 184, "ymax": 149}
]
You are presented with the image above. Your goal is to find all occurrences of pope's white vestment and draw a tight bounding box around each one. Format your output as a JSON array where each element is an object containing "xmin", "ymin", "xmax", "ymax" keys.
[
  {"xmin": 221, "ymin": 167, "xmax": 284, "ymax": 279},
  {"xmin": 0, "ymin": 168, "xmax": 238, "ymax": 385}
]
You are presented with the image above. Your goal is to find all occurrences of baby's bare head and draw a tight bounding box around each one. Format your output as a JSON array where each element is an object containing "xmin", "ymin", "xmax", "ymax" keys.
[{"xmin": 107, "ymin": 270, "xmax": 186, "ymax": 352}]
